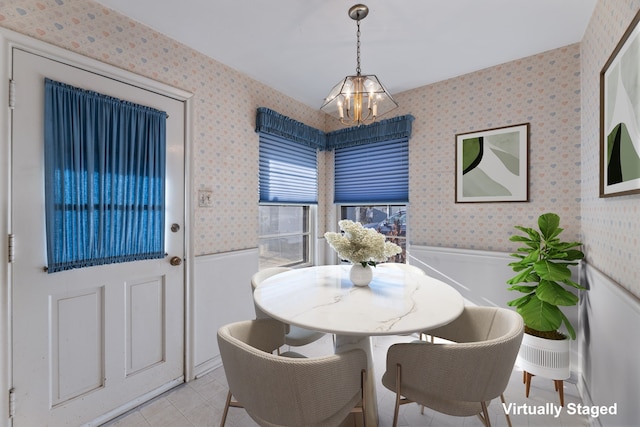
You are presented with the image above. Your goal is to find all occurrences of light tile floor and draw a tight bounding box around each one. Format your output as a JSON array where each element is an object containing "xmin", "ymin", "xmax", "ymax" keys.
[{"xmin": 104, "ymin": 334, "xmax": 590, "ymax": 427}]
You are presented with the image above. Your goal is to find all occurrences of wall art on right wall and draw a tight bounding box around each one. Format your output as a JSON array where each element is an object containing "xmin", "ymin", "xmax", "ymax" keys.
[{"xmin": 600, "ymin": 9, "xmax": 640, "ymax": 197}]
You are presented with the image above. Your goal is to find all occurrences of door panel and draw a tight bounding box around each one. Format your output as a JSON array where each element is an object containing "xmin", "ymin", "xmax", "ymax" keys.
[{"xmin": 11, "ymin": 48, "xmax": 186, "ymax": 426}]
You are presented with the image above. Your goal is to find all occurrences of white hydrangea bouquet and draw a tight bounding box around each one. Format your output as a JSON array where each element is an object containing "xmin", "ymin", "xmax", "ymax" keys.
[{"xmin": 324, "ymin": 220, "xmax": 402, "ymax": 267}]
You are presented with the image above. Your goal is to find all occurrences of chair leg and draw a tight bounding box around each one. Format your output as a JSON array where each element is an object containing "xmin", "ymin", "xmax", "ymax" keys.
[
  {"xmin": 393, "ymin": 364, "xmax": 402, "ymax": 427},
  {"xmin": 361, "ymin": 369, "xmax": 367, "ymax": 427},
  {"xmin": 220, "ymin": 390, "xmax": 232, "ymax": 427},
  {"xmin": 479, "ymin": 401, "xmax": 492, "ymax": 427},
  {"xmin": 500, "ymin": 393, "xmax": 513, "ymax": 427}
]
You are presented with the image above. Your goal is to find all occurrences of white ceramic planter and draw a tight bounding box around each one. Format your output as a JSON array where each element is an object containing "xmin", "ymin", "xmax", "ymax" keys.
[{"xmin": 517, "ymin": 333, "xmax": 570, "ymax": 380}]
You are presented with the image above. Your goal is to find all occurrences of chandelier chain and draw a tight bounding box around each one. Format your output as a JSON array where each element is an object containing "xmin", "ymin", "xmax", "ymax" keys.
[{"xmin": 356, "ymin": 18, "xmax": 361, "ymax": 75}]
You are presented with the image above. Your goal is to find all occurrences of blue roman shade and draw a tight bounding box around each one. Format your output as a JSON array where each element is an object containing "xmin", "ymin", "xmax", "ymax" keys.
[
  {"xmin": 334, "ymin": 137, "xmax": 409, "ymax": 204},
  {"xmin": 256, "ymin": 108, "xmax": 413, "ymax": 205},
  {"xmin": 258, "ymin": 133, "xmax": 318, "ymax": 204}
]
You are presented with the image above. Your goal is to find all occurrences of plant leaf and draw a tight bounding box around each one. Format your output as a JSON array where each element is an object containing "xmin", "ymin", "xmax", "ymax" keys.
[
  {"xmin": 533, "ymin": 259, "xmax": 572, "ymax": 281},
  {"xmin": 507, "ymin": 294, "xmax": 532, "ymax": 308},
  {"xmin": 507, "ymin": 267, "xmax": 535, "ymax": 284},
  {"xmin": 507, "ymin": 285, "xmax": 537, "ymax": 293},
  {"xmin": 516, "ymin": 297, "xmax": 563, "ymax": 332},
  {"xmin": 559, "ymin": 310, "xmax": 577, "ymax": 340},
  {"xmin": 561, "ymin": 278, "xmax": 586, "ymax": 290},
  {"xmin": 536, "ymin": 280, "xmax": 578, "ymax": 306},
  {"xmin": 538, "ymin": 213, "xmax": 560, "ymax": 240}
]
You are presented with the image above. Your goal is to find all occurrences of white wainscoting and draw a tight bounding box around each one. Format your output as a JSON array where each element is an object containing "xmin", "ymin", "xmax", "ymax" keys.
[
  {"xmin": 192, "ymin": 248, "xmax": 258, "ymax": 377},
  {"xmin": 407, "ymin": 245, "xmax": 581, "ymax": 376},
  {"xmin": 579, "ymin": 264, "xmax": 640, "ymax": 427}
]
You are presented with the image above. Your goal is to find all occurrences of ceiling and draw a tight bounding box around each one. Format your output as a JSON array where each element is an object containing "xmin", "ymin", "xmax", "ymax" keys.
[{"xmin": 95, "ymin": 0, "xmax": 597, "ymax": 110}]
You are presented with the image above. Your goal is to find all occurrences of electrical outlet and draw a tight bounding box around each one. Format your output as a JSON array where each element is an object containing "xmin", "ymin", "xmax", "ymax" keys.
[{"xmin": 198, "ymin": 190, "xmax": 213, "ymax": 207}]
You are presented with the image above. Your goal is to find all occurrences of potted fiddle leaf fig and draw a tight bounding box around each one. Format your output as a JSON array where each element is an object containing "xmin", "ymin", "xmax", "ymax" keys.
[
  {"xmin": 506, "ymin": 212, "xmax": 585, "ymax": 339},
  {"xmin": 506, "ymin": 212, "xmax": 586, "ymax": 396}
]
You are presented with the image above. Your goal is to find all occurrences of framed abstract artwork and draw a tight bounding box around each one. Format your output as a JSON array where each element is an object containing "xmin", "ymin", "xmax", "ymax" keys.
[
  {"xmin": 455, "ymin": 123, "xmax": 529, "ymax": 203},
  {"xmin": 600, "ymin": 9, "xmax": 640, "ymax": 197}
]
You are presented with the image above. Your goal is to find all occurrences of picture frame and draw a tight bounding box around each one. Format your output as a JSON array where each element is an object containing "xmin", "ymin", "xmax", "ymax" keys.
[
  {"xmin": 600, "ymin": 9, "xmax": 640, "ymax": 197},
  {"xmin": 455, "ymin": 123, "xmax": 529, "ymax": 203}
]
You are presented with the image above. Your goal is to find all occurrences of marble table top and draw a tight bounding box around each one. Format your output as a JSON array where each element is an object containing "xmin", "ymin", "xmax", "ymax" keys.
[{"xmin": 253, "ymin": 264, "xmax": 464, "ymax": 337}]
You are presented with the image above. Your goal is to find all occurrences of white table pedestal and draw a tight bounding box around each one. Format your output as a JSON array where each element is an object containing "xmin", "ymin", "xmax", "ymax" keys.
[{"xmin": 335, "ymin": 335, "xmax": 377, "ymax": 426}]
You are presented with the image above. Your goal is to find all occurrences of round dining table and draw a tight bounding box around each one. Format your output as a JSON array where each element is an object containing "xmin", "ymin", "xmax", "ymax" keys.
[{"xmin": 253, "ymin": 264, "xmax": 465, "ymax": 426}]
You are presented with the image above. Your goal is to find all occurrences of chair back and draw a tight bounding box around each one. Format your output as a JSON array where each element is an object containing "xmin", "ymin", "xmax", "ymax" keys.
[
  {"xmin": 218, "ymin": 319, "xmax": 367, "ymax": 426},
  {"xmin": 383, "ymin": 306, "xmax": 523, "ymax": 408},
  {"xmin": 251, "ymin": 267, "xmax": 291, "ymax": 319}
]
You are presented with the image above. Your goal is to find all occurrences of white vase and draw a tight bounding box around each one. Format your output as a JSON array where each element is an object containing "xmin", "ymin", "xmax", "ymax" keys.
[{"xmin": 349, "ymin": 263, "xmax": 373, "ymax": 287}]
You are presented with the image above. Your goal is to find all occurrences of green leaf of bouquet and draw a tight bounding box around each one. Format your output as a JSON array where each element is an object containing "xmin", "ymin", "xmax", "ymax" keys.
[{"xmin": 536, "ymin": 280, "xmax": 578, "ymax": 306}]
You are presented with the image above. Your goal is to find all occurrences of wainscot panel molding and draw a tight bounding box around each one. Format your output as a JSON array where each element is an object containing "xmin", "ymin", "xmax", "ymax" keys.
[
  {"xmin": 579, "ymin": 263, "xmax": 640, "ymax": 427},
  {"xmin": 408, "ymin": 245, "xmax": 581, "ymax": 376},
  {"xmin": 192, "ymin": 248, "xmax": 258, "ymax": 377}
]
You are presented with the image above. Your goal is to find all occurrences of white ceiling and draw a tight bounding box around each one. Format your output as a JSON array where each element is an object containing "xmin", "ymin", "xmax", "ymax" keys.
[{"xmin": 95, "ymin": 0, "xmax": 597, "ymax": 110}]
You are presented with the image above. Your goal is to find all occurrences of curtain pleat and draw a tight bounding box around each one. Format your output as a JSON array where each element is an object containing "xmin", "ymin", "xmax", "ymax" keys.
[{"xmin": 44, "ymin": 78, "xmax": 166, "ymax": 273}]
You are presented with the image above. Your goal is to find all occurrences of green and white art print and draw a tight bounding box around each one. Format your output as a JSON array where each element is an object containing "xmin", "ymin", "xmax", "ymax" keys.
[
  {"xmin": 455, "ymin": 123, "xmax": 529, "ymax": 203},
  {"xmin": 601, "ymin": 10, "xmax": 640, "ymax": 197}
]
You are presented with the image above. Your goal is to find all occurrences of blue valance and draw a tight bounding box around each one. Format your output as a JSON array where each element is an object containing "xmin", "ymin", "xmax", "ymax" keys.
[
  {"xmin": 255, "ymin": 107, "xmax": 327, "ymax": 150},
  {"xmin": 255, "ymin": 107, "xmax": 414, "ymax": 151},
  {"xmin": 325, "ymin": 115, "xmax": 415, "ymax": 150}
]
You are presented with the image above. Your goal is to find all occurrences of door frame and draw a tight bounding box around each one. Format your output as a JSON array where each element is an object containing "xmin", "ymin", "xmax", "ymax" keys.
[{"xmin": 0, "ymin": 28, "xmax": 194, "ymax": 427}]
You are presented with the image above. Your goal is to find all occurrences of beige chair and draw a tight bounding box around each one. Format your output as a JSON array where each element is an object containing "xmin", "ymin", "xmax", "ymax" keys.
[
  {"xmin": 381, "ymin": 306, "xmax": 524, "ymax": 427},
  {"xmin": 217, "ymin": 318, "xmax": 367, "ymax": 427},
  {"xmin": 251, "ymin": 267, "xmax": 326, "ymax": 347},
  {"xmin": 376, "ymin": 262, "xmax": 426, "ymax": 276}
]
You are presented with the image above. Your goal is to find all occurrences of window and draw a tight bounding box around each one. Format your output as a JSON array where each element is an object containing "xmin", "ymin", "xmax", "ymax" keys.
[
  {"xmin": 259, "ymin": 205, "xmax": 311, "ymax": 269},
  {"xmin": 256, "ymin": 108, "xmax": 322, "ymax": 269},
  {"xmin": 340, "ymin": 205, "xmax": 407, "ymax": 263}
]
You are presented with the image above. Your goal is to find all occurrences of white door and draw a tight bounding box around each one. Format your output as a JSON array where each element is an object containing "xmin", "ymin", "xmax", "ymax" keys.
[{"xmin": 11, "ymin": 48, "xmax": 186, "ymax": 426}]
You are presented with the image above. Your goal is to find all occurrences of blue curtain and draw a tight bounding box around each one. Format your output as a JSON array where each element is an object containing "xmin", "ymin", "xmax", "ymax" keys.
[{"xmin": 44, "ymin": 78, "xmax": 167, "ymax": 273}]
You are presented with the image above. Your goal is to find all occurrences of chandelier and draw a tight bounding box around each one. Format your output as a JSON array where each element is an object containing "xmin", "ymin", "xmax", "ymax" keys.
[{"xmin": 320, "ymin": 4, "xmax": 398, "ymax": 126}]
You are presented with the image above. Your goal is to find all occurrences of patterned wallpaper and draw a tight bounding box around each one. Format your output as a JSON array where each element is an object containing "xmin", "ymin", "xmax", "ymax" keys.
[
  {"xmin": 3, "ymin": 1, "xmax": 636, "ymax": 295},
  {"xmin": 0, "ymin": 0, "xmax": 327, "ymax": 256},
  {"xmin": 581, "ymin": 0, "xmax": 640, "ymax": 297},
  {"xmin": 392, "ymin": 45, "xmax": 583, "ymax": 251}
]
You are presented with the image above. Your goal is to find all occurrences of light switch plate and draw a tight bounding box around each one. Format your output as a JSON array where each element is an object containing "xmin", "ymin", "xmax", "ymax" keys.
[{"xmin": 198, "ymin": 190, "xmax": 213, "ymax": 207}]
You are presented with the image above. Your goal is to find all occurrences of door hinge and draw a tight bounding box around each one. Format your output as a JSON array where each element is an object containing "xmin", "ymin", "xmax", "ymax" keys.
[
  {"xmin": 8, "ymin": 388, "xmax": 15, "ymax": 418},
  {"xmin": 8, "ymin": 79, "xmax": 15, "ymax": 110},
  {"xmin": 8, "ymin": 234, "xmax": 14, "ymax": 263}
]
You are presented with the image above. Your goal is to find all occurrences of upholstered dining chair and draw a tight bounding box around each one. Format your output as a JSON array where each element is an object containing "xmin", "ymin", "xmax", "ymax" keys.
[
  {"xmin": 251, "ymin": 267, "xmax": 326, "ymax": 347},
  {"xmin": 217, "ymin": 318, "xmax": 368, "ymax": 427},
  {"xmin": 376, "ymin": 262, "xmax": 426, "ymax": 276},
  {"xmin": 381, "ymin": 306, "xmax": 524, "ymax": 427}
]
